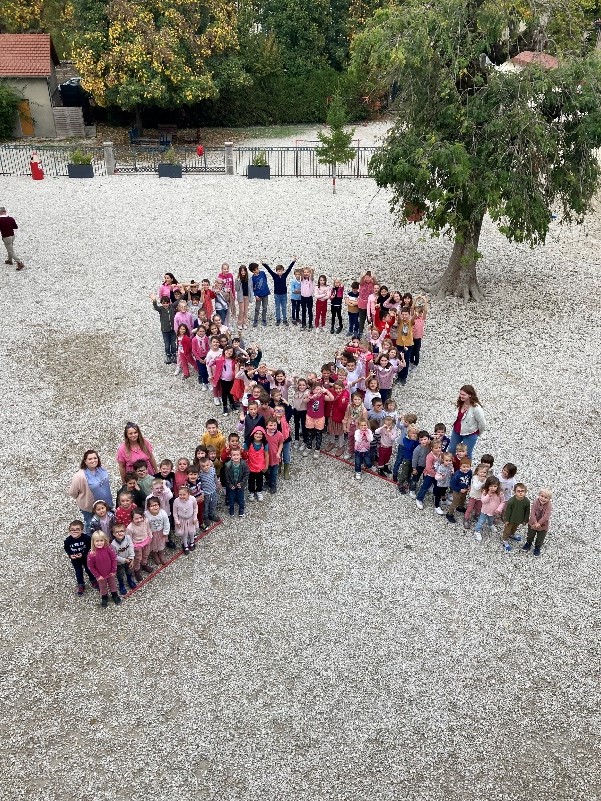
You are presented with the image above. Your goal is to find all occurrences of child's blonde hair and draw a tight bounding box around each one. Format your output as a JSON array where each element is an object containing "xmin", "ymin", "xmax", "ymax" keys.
[
  {"xmin": 91, "ymin": 532, "xmax": 109, "ymax": 549},
  {"xmin": 407, "ymin": 424, "xmax": 419, "ymax": 437},
  {"xmin": 455, "ymin": 442, "xmax": 468, "ymax": 453},
  {"xmin": 403, "ymin": 413, "xmax": 418, "ymax": 425}
]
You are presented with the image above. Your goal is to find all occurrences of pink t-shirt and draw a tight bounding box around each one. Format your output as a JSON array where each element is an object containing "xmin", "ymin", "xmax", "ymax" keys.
[
  {"xmin": 116, "ymin": 442, "xmax": 155, "ymax": 474},
  {"xmin": 358, "ymin": 278, "xmax": 374, "ymax": 310},
  {"xmin": 413, "ymin": 316, "xmax": 425, "ymax": 338},
  {"xmin": 264, "ymin": 430, "xmax": 284, "ymax": 466},
  {"xmin": 218, "ymin": 272, "xmax": 235, "ymax": 295},
  {"xmin": 306, "ymin": 393, "xmax": 326, "ymax": 420},
  {"xmin": 220, "ymin": 358, "xmax": 235, "ymax": 382}
]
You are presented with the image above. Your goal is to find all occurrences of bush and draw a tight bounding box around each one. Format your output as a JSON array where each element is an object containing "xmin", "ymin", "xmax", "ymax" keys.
[
  {"xmin": 0, "ymin": 81, "xmax": 20, "ymax": 140},
  {"xmin": 70, "ymin": 149, "xmax": 93, "ymax": 165}
]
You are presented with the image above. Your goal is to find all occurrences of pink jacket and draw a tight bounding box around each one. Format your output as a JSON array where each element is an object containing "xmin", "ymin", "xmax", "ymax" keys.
[
  {"xmin": 191, "ymin": 334, "xmax": 210, "ymax": 360},
  {"xmin": 174, "ymin": 310, "xmax": 194, "ymax": 334},
  {"xmin": 529, "ymin": 498, "xmax": 553, "ymax": 531},
  {"xmin": 315, "ymin": 286, "xmax": 330, "ymax": 302},
  {"xmin": 87, "ymin": 546, "xmax": 117, "ymax": 579},
  {"xmin": 480, "ymin": 491, "xmax": 504, "ymax": 517}
]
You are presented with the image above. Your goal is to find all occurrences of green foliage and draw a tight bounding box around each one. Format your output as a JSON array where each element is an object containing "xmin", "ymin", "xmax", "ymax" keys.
[
  {"xmin": 161, "ymin": 146, "xmax": 181, "ymax": 165},
  {"xmin": 316, "ymin": 93, "xmax": 357, "ymax": 166},
  {"xmin": 251, "ymin": 150, "xmax": 268, "ymax": 166},
  {"xmin": 0, "ymin": 82, "xmax": 20, "ymax": 140},
  {"xmin": 69, "ymin": 149, "xmax": 92, "ymax": 164},
  {"xmin": 352, "ymin": 0, "xmax": 601, "ymax": 252}
]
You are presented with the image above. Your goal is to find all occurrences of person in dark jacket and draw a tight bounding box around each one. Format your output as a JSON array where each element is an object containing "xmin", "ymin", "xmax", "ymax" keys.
[
  {"xmin": 262, "ymin": 257, "xmax": 296, "ymax": 326},
  {"xmin": 64, "ymin": 520, "xmax": 97, "ymax": 595},
  {"xmin": 223, "ymin": 449, "xmax": 250, "ymax": 517},
  {"xmin": 150, "ymin": 292, "xmax": 177, "ymax": 363},
  {"xmin": 249, "ymin": 262, "xmax": 270, "ymax": 327}
]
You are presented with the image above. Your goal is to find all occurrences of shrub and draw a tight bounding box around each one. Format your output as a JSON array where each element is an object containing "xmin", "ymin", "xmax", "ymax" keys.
[
  {"xmin": 70, "ymin": 149, "xmax": 93, "ymax": 164},
  {"xmin": 0, "ymin": 81, "xmax": 20, "ymax": 140}
]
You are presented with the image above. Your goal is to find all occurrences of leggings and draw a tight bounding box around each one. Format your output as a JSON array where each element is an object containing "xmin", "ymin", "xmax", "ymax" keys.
[
  {"xmin": 237, "ymin": 296, "xmax": 249, "ymax": 326},
  {"xmin": 306, "ymin": 429, "xmax": 323, "ymax": 450},
  {"xmin": 411, "ymin": 338, "xmax": 422, "ymax": 365},
  {"xmin": 433, "ymin": 486, "xmax": 447, "ymax": 508},
  {"xmin": 358, "ymin": 308, "xmax": 368, "ymax": 334},
  {"xmin": 293, "ymin": 409, "xmax": 307, "ymax": 442},
  {"xmin": 249, "ymin": 471, "xmax": 264, "ymax": 493},
  {"xmin": 331, "ymin": 305, "xmax": 342, "ymax": 330},
  {"xmin": 315, "ymin": 299, "xmax": 327, "ymax": 327},
  {"xmin": 300, "ymin": 296, "xmax": 313, "ymax": 327},
  {"xmin": 220, "ymin": 379, "xmax": 236, "ymax": 412}
]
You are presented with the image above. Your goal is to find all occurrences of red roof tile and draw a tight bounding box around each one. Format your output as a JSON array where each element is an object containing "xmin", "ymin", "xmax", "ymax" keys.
[{"xmin": 0, "ymin": 34, "xmax": 59, "ymax": 77}]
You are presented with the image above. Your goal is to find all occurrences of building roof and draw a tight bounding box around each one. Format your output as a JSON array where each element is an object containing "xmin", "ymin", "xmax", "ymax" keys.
[
  {"xmin": 510, "ymin": 51, "xmax": 559, "ymax": 69},
  {"xmin": 0, "ymin": 34, "xmax": 59, "ymax": 77}
]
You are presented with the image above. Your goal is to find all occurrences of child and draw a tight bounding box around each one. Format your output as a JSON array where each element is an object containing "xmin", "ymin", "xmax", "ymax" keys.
[
  {"xmin": 89, "ymin": 500, "xmax": 115, "ymax": 538},
  {"xmin": 262, "ymin": 257, "xmax": 295, "ymax": 325},
  {"xmin": 410, "ymin": 296, "xmax": 428, "ymax": 367},
  {"xmin": 217, "ymin": 262, "xmax": 236, "ymax": 319},
  {"xmin": 354, "ymin": 420, "xmax": 374, "ymax": 480},
  {"xmin": 391, "ymin": 413, "xmax": 418, "ymax": 480},
  {"xmin": 264, "ymin": 418, "xmax": 284, "ymax": 494},
  {"xmin": 191, "ymin": 325, "xmax": 210, "ymax": 390},
  {"xmin": 501, "ymin": 483, "xmax": 530, "ymax": 552},
  {"xmin": 249, "ymin": 262, "xmax": 270, "ymax": 327},
  {"xmin": 367, "ymin": 397, "xmax": 387, "ymax": 425},
  {"xmin": 239, "ymin": 400, "xmax": 266, "ymax": 449},
  {"xmin": 154, "ymin": 458, "xmax": 175, "ymax": 492},
  {"xmin": 246, "ymin": 426, "xmax": 269, "ymax": 501},
  {"xmin": 145, "ymin": 496, "xmax": 170, "ymax": 565},
  {"xmin": 224, "ymin": 448, "xmax": 249, "ymax": 516},
  {"xmin": 300, "ymin": 267, "xmax": 315, "ymax": 329},
  {"xmin": 186, "ymin": 467, "xmax": 205, "ymax": 530},
  {"xmin": 201, "ymin": 419, "xmax": 226, "ymax": 455},
  {"xmin": 346, "ymin": 281, "xmax": 360, "ymax": 336},
  {"xmin": 115, "ymin": 492, "xmax": 135, "ymax": 527},
  {"xmin": 433, "ymin": 452, "xmax": 454, "ymax": 514},
  {"xmin": 375, "ymin": 416, "xmax": 401, "ymax": 475},
  {"xmin": 324, "ymin": 380, "xmax": 349, "ymax": 454},
  {"xmin": 314, "ymin": 275, "xmax": 330, "ymax": 330},
  {"xmin": 173, "ymin": 457, "xmax": 191, "ymax": 494},
  {"xmin": 127, "ymin": 508, "xmax": 154, "ymax": 580},
  {"xmin": 415, "ymin": 440, "xmax": 442, "ymax": 508},
  {"xmin": 445, "ymin": 458, "xmax": 473, "ymax": 523},
  {"xmin": 273, "ymin": 404, "xmax": 292, "ymax": 478},
  {"xmin": 176, "ymin": 323, "xmax": 196, "ymax": 379},
  {"xmin": 87, "ymin": 532, "xmax": 121, "ymax": 608},
  {"xmin": 344, "ymin": 392, "xmax": 368, "ymax": 457},
  {"xmin": 150, "ymin": 292, "xmax": 177, "ymax": 364},
  {"xmin": 116, "ymin": 474, "xmax": 145, "ymax": 510},
  {"xmin": 205, "ymin": 336, "xmax": 223, "ymax": 406},
  {"xmin": 211, "ymin": 345, "xmax": 239, "ymax": 415},
  {"xmin": 522, "ymin": 489, "xmax": 553, "ymax": 556},
  {"xmin": 395, "ymin": 309, "xmax": 413, "ymax": 385},
  {"xmin": 291, "ymin": 378, "xmax": 309, "ymax": 449},
  {"xmin": 110, "ymin": 522, "xmax": 137, "ymax": 595},
  {"xmin": 235, "ymin": 265, "xmax": 253, "ymax": 329},
  {"xmin": 473, "ymin": 476, "xmax": 504, "ymax": 541},
  {"xmin": 134, "ymin": 461, "xmax": 155, "ymax": 498},
  {"xmin": 213, "ymin": 279, "xmax": 230, "ymax": 325},
  {"xmin": 463, "ymin": 463, "xmax": 489, "ymax": 529},
  {"xmin": 199, "ymin": 458, "xmax": 221, "ymax": 528},
  {"xmin": 363, "ymin": 376, "xmax": 380, "ymax": 411},
  {"xmin": 396, "ymin": 425, "xmax": 419, "ymax": 493},
  {"xmin": 498, "ymin": 462, "xmax": 518, "ymax": 501},
  {"xmin": 173, "ymin": 300, "xmax": 195, "ymax": 339},
  {"xmin": 150, "ymin": 477, "xmax": 172, "ymax": 517},
  {"xmin": 173, "ymin": 486, "xmax": 198, "ymax": 554},
  {"xmin": 480, "ymin": 453, "xmax": 495, "ymax": 474},
  {"xmin": 330, "ymin": 279, "xmax": 344, "ymax": 333},
  {"xmin": 200, "ymin": 278, "xmax": 216, "ymax": 319},
  {"xmin": 64, "ymin": 520, "xmax": 96, "ymax": 595},
  {"xmin": 433, "ymin": 423, "xmax": 450, "ymax": 452},
  {"xmin": 304, "ymin": 384, "xmax": 334, "ymax": 458},
  {"xmin": 290, "ymin": 269, "xmax": 302, "ymax": 325},
  {"xmin": 409, "ymin": 431, "xmax": 431, "ymax": 497},
  {"xmin": 371, "ymin": 355, "xmax": 398, "ymax": 402}
]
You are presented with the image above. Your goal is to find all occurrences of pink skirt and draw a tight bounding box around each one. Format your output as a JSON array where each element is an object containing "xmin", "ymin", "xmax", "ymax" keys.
[
  {"xmin": 175, "ymin": 517, "xmax": 197, "ymax": 536},
  {"xmin": 149, "ymin": 528, "xmax": 167, "ymax": 553},
  {"xmin": 328, "ymin": 419, "xmax": 344, "ymax": 436}
]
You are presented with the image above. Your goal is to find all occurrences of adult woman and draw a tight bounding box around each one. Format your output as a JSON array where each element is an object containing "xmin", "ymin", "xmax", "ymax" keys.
[
  {"xmin": 158, "ymin": 272, "xmax": 180, "ymax": 302},
  {"xmin": 449, "ymin": 385, "xmax": 486, "ymax": 458},
  {"xmin": 116, "ymin": 423, "xmax": 157, "ymax": 483},
  {"xmin": 235, "ymin": 265, "xmax": 253, "ymax": 329},
  {"xmin": 68, "ymin": 450, "xmax": 113, "ymax": 533}
]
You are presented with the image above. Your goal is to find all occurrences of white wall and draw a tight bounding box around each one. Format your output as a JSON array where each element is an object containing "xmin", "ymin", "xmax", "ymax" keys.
[{"xmin": 5, "ymin": 77, "xmax": 57, "ymax": 138}]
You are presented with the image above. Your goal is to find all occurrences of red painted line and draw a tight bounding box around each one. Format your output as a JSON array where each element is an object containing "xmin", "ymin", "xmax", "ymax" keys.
[
  {"xmin": 122, "ymin": 521, "xmax": 222, "ymax": 600},
  {"xmin": 320, "ymin": 449, "xmax": 398, "ymax": 485}
]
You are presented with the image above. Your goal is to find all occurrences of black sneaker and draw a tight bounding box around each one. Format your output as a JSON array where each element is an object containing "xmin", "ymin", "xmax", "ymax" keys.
[
  {"xmin": 101, "ymin": 596, "xmax": 109, "ymax": 608},
  {"xmin": 522, "ymin": 543, "xmax": 532, "ymax": 552},
  {"xmin": 301, "ymin": 325, "xmax": 306, "ymax": 330},
  {"xmin": 166, "ymin": 538, "xmax": 176, "ymax": 550},
  {"xmin": 283, "ymin": 320, "xmax": 289, "ymax": 326},
  {"xmin": 182, "ymin": 546, "xmax": 190, "ymax": 554},
  {"xmin": 209, "ymin": 515, "xmax": 221, "ymax": 523},
  {"xmin": 189, "ymin": 541, "xmax": 196, "ymax": 550},
  {"xmin": 275, "ymin": 320, "xmax": 281, "ymax": 326},
  {"xmin": 111, "ymin": 592, "xmax": 122, "ymax": 605},
  {"xmin": 446, "ymin": 513, "xmax": 456, "ymax": 523}
]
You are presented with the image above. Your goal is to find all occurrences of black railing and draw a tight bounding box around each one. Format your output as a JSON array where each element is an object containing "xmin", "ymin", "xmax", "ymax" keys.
[
  {"xmin": 234, "ymin": 146, "xmax": 377, "ymax": 177},
  {"xmin": 0, "ymin": 144, "xmax": 106, "ymax": 176}
]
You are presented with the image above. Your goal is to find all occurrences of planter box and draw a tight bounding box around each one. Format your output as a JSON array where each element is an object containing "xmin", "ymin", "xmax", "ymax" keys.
[
  {"xmin": 158, "ymin": 163, "xmax": 182, "ymax": 178},
  {"xmin": 247, "ymin": 165, "xmax": 270, "ymax": 180},
  {"xmin": 67, "ymin": 163, "xmax": 94, "ymax": 178}
]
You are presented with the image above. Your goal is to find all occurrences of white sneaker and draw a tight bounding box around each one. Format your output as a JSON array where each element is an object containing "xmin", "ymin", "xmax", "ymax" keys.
[
  {"xmin": 293, "ymin": 441, "xmax": 300, "ymax": 449},
  {"xmin": 201, "ymin": 384, "xmax": 208, "ymax": 392},
  {"xmin": 409, "ymin": 491, "xmax": 416, "ymax": 499},
  {"xmin": 299, "ymin": 443, "xmax": 306, "ymax": 452},
  {"xmin": 256, "ymin": 492, "xmax": 264, "ymax": 501},
  {"xmin": 302, "ymin": 449, "xmax": 310, "ymax": 458},
  {"xmin": 213, "ymin": 397, "xmax": 220, "ymax": 406},
  {"xmin": 415, "ymin": 499, "xmax": 424, "ymax": 510},
  {"xmin": 435, "ymin": 507, "xmax": 445, "ymax": 515},
  {"xmin": 174, "ymin": 365, "xmax": 181, "ymax": 376},
  {"xmin": 313, "ymin": 450, "xmax": 319, "ymax": 459},
  {"xmin": 355, "ymin": 472, "xmax": 361, "ymax": 481},
  {"xmin": 474, "ymin": 532, "xmax": 482, "ymax": 542}
]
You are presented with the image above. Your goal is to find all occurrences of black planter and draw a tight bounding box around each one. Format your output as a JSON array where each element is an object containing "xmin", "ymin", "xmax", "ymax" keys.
[
  {"xmin": 67, "ymin": 163, "xmax": 94, "ymax": 178},
  {"xmin": 158, "ymin": 163, "xmax": 182, "ymax": 178},
  {"xmin": 247, "ymin": 165, "xmax": 271, "ymax": 180}
]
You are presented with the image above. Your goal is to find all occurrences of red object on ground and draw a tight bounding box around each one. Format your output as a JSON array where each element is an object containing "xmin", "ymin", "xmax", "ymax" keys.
[
  {"xmin": 30, "ymin": 158, "xmax": 44, "ymax": 180},
  {"xmin": 196, "ymin": 144, "xmax": 204, "ymax": 157}
]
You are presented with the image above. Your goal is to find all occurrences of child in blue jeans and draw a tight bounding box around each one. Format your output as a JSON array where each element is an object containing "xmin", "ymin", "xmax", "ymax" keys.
[{"xmin": 354, "ymin": 420, "xmax": 373, "ymax": 480}]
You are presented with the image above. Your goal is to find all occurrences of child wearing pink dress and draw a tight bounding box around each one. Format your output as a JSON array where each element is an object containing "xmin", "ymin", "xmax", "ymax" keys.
[
  {"xmin": 172, "ymin": 486, "xmax": 198, "ymax": 553},
  {"xmin": 127, "ymin": 509, "xmax": 154, "ymax": 580}
]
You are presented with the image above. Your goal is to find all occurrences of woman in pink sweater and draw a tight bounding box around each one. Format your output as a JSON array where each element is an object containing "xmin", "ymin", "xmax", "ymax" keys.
[
  {"xmin": 523, "ymin": 489, "xmax": 553, "ymax": 556},
  {"xmin": 87, "ymin": 533, "xmax": 121, "ymax": 607}
]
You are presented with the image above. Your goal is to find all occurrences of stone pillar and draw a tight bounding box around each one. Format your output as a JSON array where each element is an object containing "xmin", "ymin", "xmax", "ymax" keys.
[
  {"xmin": 225, "ymin": 141, "xmax": 234, "ymax": 175},
  {"xmin": 103, "ymin": 141, "xmax": 116, "ymax": 176}
]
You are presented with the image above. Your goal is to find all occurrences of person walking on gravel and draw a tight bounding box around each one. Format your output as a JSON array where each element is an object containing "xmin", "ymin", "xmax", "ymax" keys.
[{"xmin": 0, "ymin": 207, "xmax": 26, "ymax": 270}]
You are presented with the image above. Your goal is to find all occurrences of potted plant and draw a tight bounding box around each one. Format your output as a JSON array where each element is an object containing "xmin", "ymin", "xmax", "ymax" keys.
[
  {"xmin": 67, "ymin": 149, "xmax": 94, "ymax": 178},
  {"xmin": 247, "ymin": 150, "xmax": 270, "ymax": 179},
  {"xmin": 158, "ymin": 147, "xmax": 183, "ymax": 178}
]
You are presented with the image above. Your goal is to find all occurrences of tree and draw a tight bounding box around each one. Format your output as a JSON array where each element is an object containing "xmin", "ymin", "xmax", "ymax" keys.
[
  {"xmin": 316, "ymin": 92, "xmax": 357, "ymax": 193},
  {"xmin": 67, "ymin": 0, "xmax": 242, "ymax": 130},
  {"xmin": 0, "ymin": 81, "xmax": 20, "ymax": 140},
  {"xmin": 351, "ymin": 0, "xmax": 601, "ymax": 300}
]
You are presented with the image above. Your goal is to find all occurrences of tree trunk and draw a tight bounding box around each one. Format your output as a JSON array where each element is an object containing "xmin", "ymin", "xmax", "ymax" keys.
[
  {"xmin": 134, "ymin": 106, "xmax": 143, "ymax": 135},
  {"xmin": 427, "ymin": 216, "xmax": 484, "ymax": 301},
  {"xmin": 332, "ymin": 161, "xmax": 337, "ymax": 194}
]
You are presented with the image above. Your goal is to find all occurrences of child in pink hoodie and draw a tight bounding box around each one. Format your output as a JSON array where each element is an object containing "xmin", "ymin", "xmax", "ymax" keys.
[
  {"xmin": 473, "ymin": 476, "xmax": 504, "ymax": 542},
  {"xmin": 87, "ymin": 533, "xmax": 121, "ymax": 608}
]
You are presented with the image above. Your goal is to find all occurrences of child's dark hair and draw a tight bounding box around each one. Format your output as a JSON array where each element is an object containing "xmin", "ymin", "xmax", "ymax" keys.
[
  {"xmin": 124, "ymin": 472, "xmax": 137, "ymax": 482},
  {"xmin": 514, "ymin": 482, "xmax": 527, "ymax": 492},
  {"xmin": 146, "ymin": 495, "xmax": 160, "ymax": 507},
  {"xmin": 480, "ymin": 454, "xmax": 494, "ymax": 466},
  {"xmin": 69, "ymin": 520, "xmax": 83, "ymax": 530},
  {"xmin": 351, "ymin": 281, "xmax": 360, "ymax": 290},
  {"xmin": 133, "ymin": 459, "xmax": 147, "ymax": 470},
  {"xmin": 320, "ymin": 363, "xmax": 332, "ymax": 373},
  {"xmin": 434, "ymin": 423, "xmax": 446, "ymax": 433},
  {"xmin": 503, "ymin": 462, "xmax": 517, "ymax": 478},
  {"xmin": 131, "ymin": 506, "xmax": 145, "ymax": 517},
  {"xmin": 249, "ymin": 262, "xmax": 259, "ymax": 271},
  {"xmin": 187, "ymin": 467, "xmax": 198, "ymax": 475},
  {"xmin": 112, "ymin": 522, "xmax": 125, "ymax": 533},
  {"xmin": 404, "ymin": 413, "xmax": 418, "ymax": 424},
  {"xmin": 483, "ymin": 476, "xmax": 500, "ymax": 493},
  {"xmin": 205, "ymin": 418, "xmax": 218, "ymax": 427},
  {"xmin": 371, "ymin": 396, "xmax": 383, "ymax": 406},
  {"xmin": 417, "ymin": 430, "xmax": 430, "ymax": 440},
  {"xmin": 369, "ymin": 419, "xmax": 378, "ymax": 431}
]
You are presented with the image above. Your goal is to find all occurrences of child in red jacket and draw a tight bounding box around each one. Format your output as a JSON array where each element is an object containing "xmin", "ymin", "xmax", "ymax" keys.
[
  {"xmin": 176, "ymin": 324, "xmax": 196, "ymax": 379},
  {"xmin": 87, "ymin": 533, "xmax": 121, "ymax": 608}
]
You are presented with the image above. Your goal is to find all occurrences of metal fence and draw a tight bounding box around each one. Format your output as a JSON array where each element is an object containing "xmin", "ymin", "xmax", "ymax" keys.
[
  {"xmin": 0, "ymin": 144, "xmax": 106, "ymax": 177},
  {"xmin": 0, "ymin": 144, "xmax": 377, "ymax": 178},
  {"xmin": 233, "ymin": 146, "xmax": 377, "ymax": 177}
]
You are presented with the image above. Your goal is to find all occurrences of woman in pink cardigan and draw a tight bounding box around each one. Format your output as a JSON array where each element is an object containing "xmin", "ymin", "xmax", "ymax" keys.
[{"xmin": 523, "ymin": 489, "xmax": 553, "ymax": 556}]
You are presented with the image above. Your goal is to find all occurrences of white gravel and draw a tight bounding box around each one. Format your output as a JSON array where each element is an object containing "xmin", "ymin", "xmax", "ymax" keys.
[{"xmin": 1, "ymin": 165, "xmax": 600, "ymax": 801}]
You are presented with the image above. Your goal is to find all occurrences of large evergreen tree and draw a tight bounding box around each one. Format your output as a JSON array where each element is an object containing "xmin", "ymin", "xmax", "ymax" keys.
[{"xmin": 352, "ymin": 0, "xmax": 601, "ymax": 300}]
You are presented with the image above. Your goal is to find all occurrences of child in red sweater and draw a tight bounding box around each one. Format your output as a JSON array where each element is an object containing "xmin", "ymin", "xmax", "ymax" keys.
[{"xmin": 87, "ymin": 533, "xmax": 121, "ymax": 608}]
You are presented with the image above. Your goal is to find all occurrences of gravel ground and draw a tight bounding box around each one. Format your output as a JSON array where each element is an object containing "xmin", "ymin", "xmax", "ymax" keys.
[{"xmin": 1, "ymin": 167, "xmax": 600, "ymax": 801}]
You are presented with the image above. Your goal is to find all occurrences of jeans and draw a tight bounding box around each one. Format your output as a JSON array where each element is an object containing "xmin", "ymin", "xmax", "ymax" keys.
[
  {"xmin": 474, "ymin": 512, "xmax": 494, "ymax": 533},
  {"xmin": 448, "ymin": 430, "xmax": 479, "ymax": 459},
  {"xmin": 274, "ymin": 293, "xmax": 288, "ymax": 322},
  {"xmin": 203, "ymin": 491, "xmax": 218, "ymax": 522},
  {"xmin": 161, "ymin": 330, "xmax": 177, "ymax": 360},
  {"xmin": 282, "ymin": 440, "xmax": 291, "ymax": 464},
  {"xmin": 266, "ymin": 464, "xmax": 279, "ymax": 490},
  {"xmin": 331, "ymin": 305, "xmax": 342, "ymax": 330},
  {"xmin": 392, "ymin": 448, "xmax": 404, "ymax": 480},
  {"xmin": 70, "ymin": 556, "xmax": 96, "ymax": 586},
  {"xmin": 416, "ymin": 474, "xmax": 436, "ymax": 502},
  {"xmin": 379, "ymin": 388, "xmax": 392, "ymax": 403},
  {"xmin": 411, "ymin": 338, "xmax": 422, "ymax": 365},
  {"xmin": 300, "ymin": 296, "xmax": 313, "ymax": 327},
  {"xmin": 409, "ymin": 465, "xmax": 424, "ymax": 492},
  {"xmin": 291, "ymin": 298, "xmax": 301, "ymax": 322},
  {"xmin": 355, "ymin": 451, "xmax": 372, "ymax": 473},
  {"xmin": 347, "ymin": 312, "xmax": 359, "ymax": 335},
  {"xmin": 196, "ymin": 360, "xmax": 209, "ymax": 385},
  {"xmin": 81, "ymin": 509, "xmax": 94, "ymax": 536},
  {"xmin": 398, "ymin": 346, "xmax": 413, "ymax": 382},
  {"xmin": 254, "ymin": 295, "xmax": 269, "ymax": 324},
  {"xmin": 228, "ymin": 487, "xmax": 245, "ymax": 515}
]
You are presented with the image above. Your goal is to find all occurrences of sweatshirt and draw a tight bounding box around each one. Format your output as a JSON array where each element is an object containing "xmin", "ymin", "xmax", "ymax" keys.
[
  {"xmin": 450, "ymin": 468, "xmax": 473, "ymax": 493},
  {"xmin": 263, "ymin": 261, "xmax": 295, "ymax": 294},
  {"xmin": 110, "ymin": 534, "xmax": 135, "ymax": 564},
  {"xmin": 375, "ymin": 426, "xmax": 400, "ymax": 449},
  {"xmin": 145, "ymin": 508, "xmax": 170, "ymax": 535},
  {"xmin": 480, "ymin": 491, "xmax": 504, "ymax": 517},
  {"xmin": 411, "ymin": 444, "xmax": 430, "ymax": 470},
  {"xmin": 152, "ymin": 299, "xmax": 177, "ymax": 332},
  {"xmin": 251, "ymin": 269, "xmax": 270, "ymax": 298},
  {"xmin": 87, "ymin": 546, "xmax": 117, "ymax": 579},
  {"xmin": 290, "ymin": 278, "xmax": 301, "ymax": 300},
  {"xmin": 503, "ymin": 495, "xmax": 531, "ymax": 525},
  {"xmin": 63, "ymin": 533, "xmax": 92, "ymax": 560},
  {"xmin": 434, "ymin": 461, "xmax": 454, "ymax": 488},
  {"xmin": 401, "ymin": 437, "xmax": 419, "ymax": 462},
  {"xmin": 528, "ymin": 498, "xmax": 553, "ymax": 532},
  {"xmin": 224, "ymin": 459, "xmax": 250, "ymax": 490}
]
